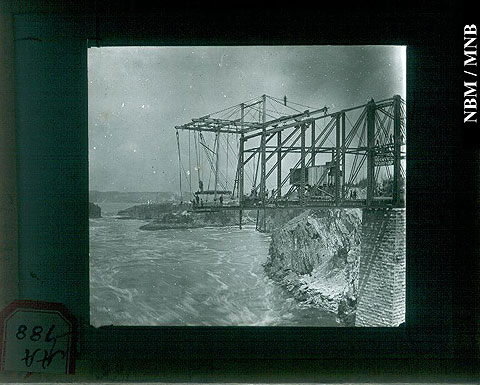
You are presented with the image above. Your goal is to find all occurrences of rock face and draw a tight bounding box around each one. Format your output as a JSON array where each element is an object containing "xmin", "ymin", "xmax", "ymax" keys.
[
  {"xmin": 89, "ymin": 202, "xmax": 101, "ymax": 218},
  {"xmin": 258, "ymin": 208, "xmax": 309, "ymax": 233},
  {"xmin": 264, "ymin": 209, "xmax": 362, "ymax": 325}
]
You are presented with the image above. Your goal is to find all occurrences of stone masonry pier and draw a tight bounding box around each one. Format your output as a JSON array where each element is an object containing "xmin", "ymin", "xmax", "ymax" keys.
[{"xmin": 355, "ymin": 208, "xmax": 406, "ymax": 327}]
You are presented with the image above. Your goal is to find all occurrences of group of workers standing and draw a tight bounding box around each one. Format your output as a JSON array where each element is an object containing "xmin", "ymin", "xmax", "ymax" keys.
[
  {"xmin": 189, "ymin": 184, "xmax": 362, "ymax": 209},
  {"xmin": 191, "ymin": 192, "xmax": 225, "ymax": 208}
]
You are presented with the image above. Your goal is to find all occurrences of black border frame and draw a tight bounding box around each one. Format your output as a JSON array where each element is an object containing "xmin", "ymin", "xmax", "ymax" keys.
[{"xmin": 10, "ymin": 0, "xmax": 479, "ymax": 381}]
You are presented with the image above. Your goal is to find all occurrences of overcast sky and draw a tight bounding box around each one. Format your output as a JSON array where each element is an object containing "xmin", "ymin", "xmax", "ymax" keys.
[{"xmin": 88, "ymin": 46, "xmax": 405, "ymax": 193}]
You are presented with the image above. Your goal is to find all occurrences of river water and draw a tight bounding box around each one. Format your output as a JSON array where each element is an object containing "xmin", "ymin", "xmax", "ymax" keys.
[{"xmin": 89, "ymin": 202, "xmax": 340, "ymax": 327}]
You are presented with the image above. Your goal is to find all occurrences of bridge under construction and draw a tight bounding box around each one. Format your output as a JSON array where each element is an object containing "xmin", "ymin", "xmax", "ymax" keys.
[{"xmin": 174, "ymin": 94, "xmax": 406, "ymax": 227}]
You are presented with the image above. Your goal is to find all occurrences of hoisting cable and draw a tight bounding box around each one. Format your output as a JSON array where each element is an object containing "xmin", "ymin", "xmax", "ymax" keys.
[
  {"xmin": 226, "ymin": 134, "xmax": 229, "ymax": 189},
  {"xmin": 176, "ymin": 129, "xmax": 183, "ymax": 202},
  {"xmin": 176, "ymin": 132, "xmax": 193, "ymax": 195},
  {"xmin": 347, "ymin": 117, "xmax": 366, "ymax": 187},
  {"xmin": 194, "ymin": 131, "xmax": 201, "ymax": 187},
  {"xmin": 188, "ymin": 130, "xmax": 192, "ymax": 193},
  {"xmin": 199, "ymin": 132, "xmax": 228, "ymax": 191}
]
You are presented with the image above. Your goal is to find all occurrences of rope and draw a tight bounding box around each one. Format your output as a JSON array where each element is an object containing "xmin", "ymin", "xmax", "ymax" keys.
[
  {"xmin": 194, "ymin": 131, "xmax": 201, "ymax": 185},
  {"xmin": 347, "ymin": 116, "xmax": 367, "ymax": 186},
  {"xmin": 208, "ymin": 95, "xmax": 259, "ymax": 118},
  {"xmin": 345, "ymin": 109, "xmax": 367, "ymax": 148},
  {"xmin": 176, "ymin": 130, "xmax": 183, "ymax": 202},
  {"xmin": 226, "ymin": 134, "xmax": 229, "ymax": 188},
  {"xmin": 221, "ymin": 105, "xmax": 241, "ymax": 121},
  {"xmin": 268, "ymin": 97, "xmax": 280, "ymax": 116},
  {"xmin": 199, "ymin": 132, "xmax": 228, "ymax": 192},
  {"xmin": 249, "ymin": 104, "xmax": 277, "ymax": 120},
  {"xmin": 244, "ymin": 108, "xmax": 260, "ymax": 122},
  {"xmin": 188, "ymin": 130, "xmax": 192, "ymax": 192},
  {"xmin": 179, "ymin": 156, "xmax": 193, "ymax": 193}
]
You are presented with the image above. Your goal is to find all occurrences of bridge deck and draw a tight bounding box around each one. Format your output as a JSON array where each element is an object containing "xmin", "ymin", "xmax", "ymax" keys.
[{"xmin": 190, "ymin": 198, "xmax": 403, "ymax": 212}]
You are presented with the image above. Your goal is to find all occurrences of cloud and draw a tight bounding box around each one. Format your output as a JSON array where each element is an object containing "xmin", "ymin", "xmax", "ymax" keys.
[{"xmin": 88, "ymin": 46, "xmax": 405, "ymax": 192}]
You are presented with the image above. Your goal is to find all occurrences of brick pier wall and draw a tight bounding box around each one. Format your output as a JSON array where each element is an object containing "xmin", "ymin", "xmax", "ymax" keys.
[{"xmin": 355, "ymin": 208, "xmax": 406, "ymax": 327}]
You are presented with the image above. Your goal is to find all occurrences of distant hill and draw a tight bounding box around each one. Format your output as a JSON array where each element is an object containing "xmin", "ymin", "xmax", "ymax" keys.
[{"xmin": 89, "ymin": 190, "xmax": 192, "ymax": 204}]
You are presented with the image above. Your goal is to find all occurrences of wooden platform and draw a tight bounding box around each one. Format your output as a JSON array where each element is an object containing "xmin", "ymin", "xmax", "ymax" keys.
[{"xmin": 189, "ymin": 197, "xmax": 402, "ymax": 212}]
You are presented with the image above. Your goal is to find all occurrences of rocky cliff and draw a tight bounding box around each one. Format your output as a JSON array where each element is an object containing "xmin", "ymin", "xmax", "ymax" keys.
[
  {"xmin": 257, "ymin": 208, "xmax": 309, "ymax": 233},
  {"xmin": 89, "ymin": 202, "xmax": 102, "ymax": 218},
  {"xmin": 264, "ymin": 209, "xmax": 362, "ymax": 325}
]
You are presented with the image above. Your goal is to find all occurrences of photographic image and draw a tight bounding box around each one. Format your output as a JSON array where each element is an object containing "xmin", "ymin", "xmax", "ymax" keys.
[{"xmin": 88, "ymin": 46, "xmax": 406, "ymax": 327}]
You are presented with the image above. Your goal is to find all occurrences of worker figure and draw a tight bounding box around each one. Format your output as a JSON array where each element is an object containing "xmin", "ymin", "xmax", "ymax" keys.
[
  {"xmin": 199, "ymin": 180, "xmax": 204, "ymax": 192},
  {"xmin": 219, "ymin": 196, "xmax": 223, "ymax": 206}
]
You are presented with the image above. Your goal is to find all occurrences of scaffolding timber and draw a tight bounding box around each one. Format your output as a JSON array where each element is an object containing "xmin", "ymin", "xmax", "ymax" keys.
[{"xmin": 175, "ymin": 94, "xmax": 406, "ymax": 229}]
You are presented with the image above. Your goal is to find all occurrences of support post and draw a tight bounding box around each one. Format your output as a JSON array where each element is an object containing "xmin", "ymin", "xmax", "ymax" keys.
[
  {"xmin": 277, "ymin": 130, "xmax": 282, "ymax": 199},
  {"xmin": 261, "ymin": 95, "xmax": 267, "ymax": 231},
  {"xmin": 239, "ymin": 103, "xmax": 245, "ymax": 229},
  {"xmin": 330, "ymin": 149, "xmax": 335, "ymax": 188},
  {"xmin": 335, "ymin": 114, "xmax": 341, "ymax": 205},
  {"xmin": 393, "ymin": 95, "xmax": 402, "ymax": 207},
  {"xmin": 366, "ymin": 99, "xmax": 376, "ymax": 206},
  {"xmin": 214, "ymin": 129, "xmax": 220, "ymax": 203},
  {"xmin": 176, "ymin": 130, "xmax": 183, "ymax": 203},
  {"xmin": 300, "ymin": 124, "xmax": 306, "ymax": 204},
  {"xmin": 261, "ymin": 95, "xmax": 267, "ymax": 204},
  {"xmin": 311, "ymin": 120, "xmax": 316, "ymax": 166}
]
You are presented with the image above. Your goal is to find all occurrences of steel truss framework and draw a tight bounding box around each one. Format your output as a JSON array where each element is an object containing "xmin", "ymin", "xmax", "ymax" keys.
[{"xmin": 175, "ymin": 94, "xmax": 406, "ymax": 222}]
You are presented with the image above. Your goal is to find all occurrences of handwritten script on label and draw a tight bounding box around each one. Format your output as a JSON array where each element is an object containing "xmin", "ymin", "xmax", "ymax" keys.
[
  {"xmin": 18, "ymin": 324, "xmax": 70, "ymax": 369},
  {"xmin": 0, "ymin": 301, "xmax": 77, "ymax": 374}
]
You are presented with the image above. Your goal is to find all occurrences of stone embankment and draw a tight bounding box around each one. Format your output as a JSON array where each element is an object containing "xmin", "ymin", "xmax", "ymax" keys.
[{"xmin": 264, "ymin": 209, "xmax": 362, "ymax": 325}]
